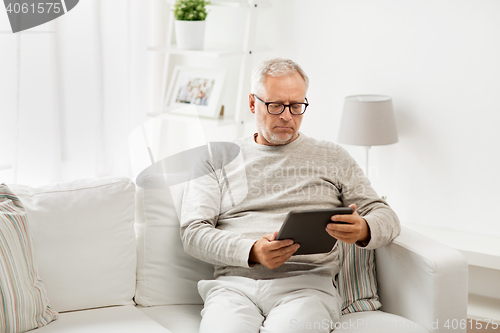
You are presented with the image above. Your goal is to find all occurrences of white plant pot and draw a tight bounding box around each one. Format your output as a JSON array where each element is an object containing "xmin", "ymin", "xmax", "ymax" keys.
[{"xmin": 175, "ymin": 20, "xmax": 206, "ymax": 50}]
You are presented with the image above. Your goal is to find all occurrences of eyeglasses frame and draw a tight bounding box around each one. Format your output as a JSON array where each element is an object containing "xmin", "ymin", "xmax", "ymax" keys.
[{"xmin": 252, "ymin": 94, "xmax": 309, "ymax": 115}]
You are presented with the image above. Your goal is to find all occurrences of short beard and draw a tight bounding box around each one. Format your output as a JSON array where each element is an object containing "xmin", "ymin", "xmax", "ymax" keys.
[{"xmin": 255, "ymin": 116, "xmax": 296, "ymax": 145}]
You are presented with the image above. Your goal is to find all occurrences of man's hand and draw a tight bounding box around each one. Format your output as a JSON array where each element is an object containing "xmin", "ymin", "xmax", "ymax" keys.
[
  {"xmin": 325, "ymin": 204, "xmax": 371, "ymax": 245},
  {"xmin": 249, "ymin": 231, "xmax": 300, "ymax": 269}
]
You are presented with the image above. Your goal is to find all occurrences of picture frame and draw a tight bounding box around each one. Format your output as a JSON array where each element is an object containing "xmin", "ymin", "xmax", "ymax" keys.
[{"xmin": 164, "ymin": 66, "xmax": 226, "ymax": 119}]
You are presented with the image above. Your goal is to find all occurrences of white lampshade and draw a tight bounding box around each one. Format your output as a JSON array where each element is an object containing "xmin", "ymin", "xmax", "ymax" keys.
[{"xmin": 338, "ymin": 95, "xmax": 398, "ymax": 146}]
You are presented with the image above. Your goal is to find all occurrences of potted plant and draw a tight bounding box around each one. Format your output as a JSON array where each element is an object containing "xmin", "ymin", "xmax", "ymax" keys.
[{"xmin": 173, "ymin": 0, "xmax": 210, "ymax": 50}]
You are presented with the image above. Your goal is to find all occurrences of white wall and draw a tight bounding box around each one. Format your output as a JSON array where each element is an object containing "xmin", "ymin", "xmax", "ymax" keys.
[{"xmin": 253, "ymin": 0, "xmax": 500, "ymax": 237}]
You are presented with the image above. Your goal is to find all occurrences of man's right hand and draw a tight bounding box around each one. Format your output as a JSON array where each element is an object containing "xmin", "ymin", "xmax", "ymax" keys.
[{"xmin": 249, "ymin": 231, "xmax": 300, "ymax": 269}]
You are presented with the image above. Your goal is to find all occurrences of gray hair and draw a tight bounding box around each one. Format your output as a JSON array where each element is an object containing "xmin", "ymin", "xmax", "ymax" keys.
[{"xmin": 250, "ymin": 58, "xmax": 309, "ymax": 96}]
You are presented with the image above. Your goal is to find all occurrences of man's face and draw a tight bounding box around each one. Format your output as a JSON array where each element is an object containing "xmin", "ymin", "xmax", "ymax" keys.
[{"xmin": 249, "ymin": 72, "xmax": 307, "ymax": 146}]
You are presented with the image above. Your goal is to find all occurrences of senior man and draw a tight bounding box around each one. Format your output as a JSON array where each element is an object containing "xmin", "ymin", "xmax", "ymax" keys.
[{"xmin": 180, "ymin": 58, "xmax": 400, "ymax": 333}]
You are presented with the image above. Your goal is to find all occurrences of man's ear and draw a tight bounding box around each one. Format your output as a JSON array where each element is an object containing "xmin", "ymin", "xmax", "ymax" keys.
[{"xmin": 249, "ymin": 93, "xmax": 256, "ymax": 114}]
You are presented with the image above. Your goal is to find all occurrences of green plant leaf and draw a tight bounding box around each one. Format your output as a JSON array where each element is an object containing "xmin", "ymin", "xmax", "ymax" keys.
[{"xmin": 173, "ymin": 0, "xmax": 210, "ymax": 21}]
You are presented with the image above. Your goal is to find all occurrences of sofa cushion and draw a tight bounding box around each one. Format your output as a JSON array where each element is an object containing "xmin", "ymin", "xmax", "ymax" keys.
[
  {"xmin": 31, "ymin": 305, "xmax": 171, "ymax": 333},
  {"xmin": 337, "ymin": 243, "xmax": 381, "ymax": 313},
  {"xmin": 0, "ymin": 184, "xmax": 58, "ymax": 332},
  {"xmin": 134, "ymin": 174, "xmax": 214, "ymax": 307},
  {"xmin": 8, "ymin": 177, "xmax": 137, "ymax": 313},
  {"xmin": 138, "ymin": 304, "xmax": 203, "ymax": 333},
  {"xmin": 139, "ymin": 305, "xmax": 429, "ymax": 333},
  {"xmin": 336, "ymin": 311, "xmax": 429, "ymax": 332}
]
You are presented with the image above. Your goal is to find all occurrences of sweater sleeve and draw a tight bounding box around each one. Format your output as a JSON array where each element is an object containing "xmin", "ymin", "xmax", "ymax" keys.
[
  {"xmin": 179, "ymin": 158, "xmax": 256, "ymax": 268},
  {"xmin": 333, "ymin": 145, "xmax": 401, "ymax": 250}
]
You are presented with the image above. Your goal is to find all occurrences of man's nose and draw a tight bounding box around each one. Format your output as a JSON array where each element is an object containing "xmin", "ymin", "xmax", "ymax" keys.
[{"xmin": 279, "ymin": 106, "xmax": 293, "ymax": 121}]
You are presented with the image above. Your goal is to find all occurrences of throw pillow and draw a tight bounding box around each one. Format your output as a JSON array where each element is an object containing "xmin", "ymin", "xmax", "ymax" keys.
[
  {"xmin": 336, "ymin": 242, "xmax": 382, "ymax": 314},
  {"xmin": 0, "ymin": 184, "xmax": 58, "ymax": 333}
]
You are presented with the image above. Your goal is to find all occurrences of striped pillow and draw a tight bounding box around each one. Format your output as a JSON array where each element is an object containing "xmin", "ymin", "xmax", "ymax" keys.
[
  {"xmin": 0, "ymin": 184, "xmax": 58, "ymax": 333},
  {"xmin": 337, "ymin": 242, "xmax": 382, "ymax": 314}
]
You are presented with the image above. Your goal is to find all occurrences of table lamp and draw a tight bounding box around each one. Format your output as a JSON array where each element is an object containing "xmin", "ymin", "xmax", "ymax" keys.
[{"xmin": 338, "ymin": 95, "xmax": 398, "ymax": 178}]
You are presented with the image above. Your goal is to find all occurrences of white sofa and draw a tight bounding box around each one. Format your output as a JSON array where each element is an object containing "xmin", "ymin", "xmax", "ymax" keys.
[{"xmin": 8, "ymin": 176, "xmax": 468, "ymax": 333}]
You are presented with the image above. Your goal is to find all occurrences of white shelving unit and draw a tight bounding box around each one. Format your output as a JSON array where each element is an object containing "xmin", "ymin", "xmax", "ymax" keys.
[{"xmin": 148, "ymin": 0, "xmax": 270, "ymax": 138}]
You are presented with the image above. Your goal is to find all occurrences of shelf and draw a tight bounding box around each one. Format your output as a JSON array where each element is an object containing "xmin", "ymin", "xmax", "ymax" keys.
[
  {"xmin": 148, "ymin": 44, "xmax": 270, "ymax": 58},
  {"xmin": 146, "ymin": 111, "xmax": 238, "ymax": 127},
  {"xmin": 405, "ymin": 223, "xmax": 500, "ymax": 270},
  {"xmin": 0, "ymin": 163, "xmax": 12, "ymax": 171},
  {"xmin": 166, "ymin": 0, "xmax": 271, "ymax": 8},
  {"xmin": 148, "ymin": 44, "xmax": 243, "ymax": 58},
  {"xmin": 208, "ymin": 0, "xmax": 253, "ymax": 8},
  {"xmin": 468, "ymin": 294, "xmax": 500, "ymax": 321}
]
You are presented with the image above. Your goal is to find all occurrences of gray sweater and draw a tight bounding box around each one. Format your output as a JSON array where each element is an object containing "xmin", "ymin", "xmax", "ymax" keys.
[{"xmin": 180, "ymin": 133, "xmax": 400, "ymax": 280}]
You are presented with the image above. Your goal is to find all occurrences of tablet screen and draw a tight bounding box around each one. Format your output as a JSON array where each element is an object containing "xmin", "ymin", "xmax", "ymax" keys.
[{"xmin": 276, "ymin": 208, "xmax": 353, "ymax": 255}]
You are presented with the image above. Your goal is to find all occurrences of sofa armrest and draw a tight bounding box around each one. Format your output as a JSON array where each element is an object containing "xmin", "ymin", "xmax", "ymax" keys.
[{"xmin": 375, "ymin": 226, "xmax": 468, "ymax": 333}]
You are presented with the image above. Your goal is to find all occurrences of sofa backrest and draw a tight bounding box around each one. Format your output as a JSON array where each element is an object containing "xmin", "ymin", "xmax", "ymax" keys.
[
  {"xmin": 9, "ymin": 177, "xmax": 137, "ymax": 313},
  {"xmin": 8, "ymin": 173, "xmax": 382, "ymax": 314}
]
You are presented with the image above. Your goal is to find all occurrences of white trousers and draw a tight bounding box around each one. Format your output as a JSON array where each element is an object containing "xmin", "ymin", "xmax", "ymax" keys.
[{"xmin": 198, "ymin": 275, "xmax": 342, "ymax": 333}]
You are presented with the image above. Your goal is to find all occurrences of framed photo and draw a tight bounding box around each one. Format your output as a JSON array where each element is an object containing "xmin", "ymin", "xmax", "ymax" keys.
[{"xmin": 165, "ymin": 66, "xmax": 226, "ymax": 119}]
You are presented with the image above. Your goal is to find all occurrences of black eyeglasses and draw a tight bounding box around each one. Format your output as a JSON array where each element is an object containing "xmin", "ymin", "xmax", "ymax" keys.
[{"xmin": 253, "ymin": 94, "xmax": 309, "ymax": 115}]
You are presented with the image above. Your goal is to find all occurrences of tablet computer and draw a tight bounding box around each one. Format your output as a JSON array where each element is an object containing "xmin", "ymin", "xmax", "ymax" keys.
[{"xmin": 276, "ymin": 207, "xmax": 353, "ymax": 255}]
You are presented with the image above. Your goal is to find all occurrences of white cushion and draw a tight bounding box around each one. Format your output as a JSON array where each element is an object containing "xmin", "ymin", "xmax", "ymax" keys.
[
  {"xmin": 31, "ymin": 305, "xmax": 171, "ymax": 333},
  {"xmin": 134, "ymin": 174, "xmax": 214, "ymax": 306},
  {"xmin": 336, "ymin": 311, "xmax": 429, "ymax": 333},
  {"xmin": 138, "ymin": 304, "xmax": 203, "ymax": 333},
  {"xmin": 138, "ymin": 305, "xmax": 429, "ymax": 333},
  {"xmin": 8, "ymin": 177, "xmax": 137, "ymax": 313}
]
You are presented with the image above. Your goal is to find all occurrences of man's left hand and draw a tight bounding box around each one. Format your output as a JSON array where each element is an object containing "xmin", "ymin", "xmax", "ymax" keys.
[{"xmin": 325, "ymin": 204, "xmax": 370, "ymax": 245}]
